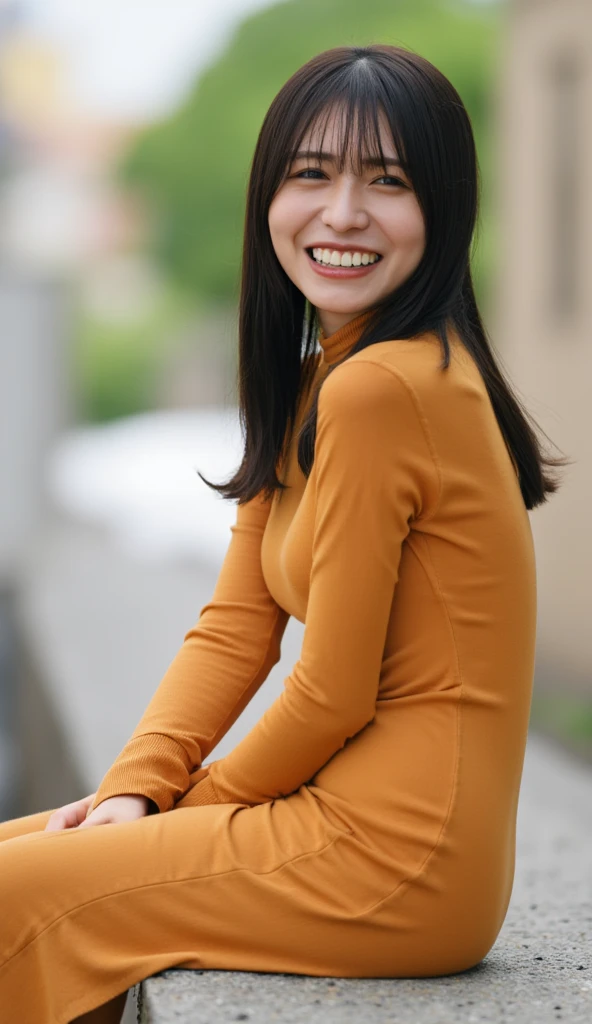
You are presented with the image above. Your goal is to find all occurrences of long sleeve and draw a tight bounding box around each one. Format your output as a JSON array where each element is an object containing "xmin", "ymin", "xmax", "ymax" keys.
[
  {"xmin": 89, "ymin": 489, "xmax": 290, "ymax": 814},
  {"xmin": 186, "ymin": 358, "xmax": 442, "ymax": 808}
]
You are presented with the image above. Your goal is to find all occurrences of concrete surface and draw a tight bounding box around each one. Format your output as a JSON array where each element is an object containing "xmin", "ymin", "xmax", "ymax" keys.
[{"xmin": 136, "ymin": 731, "xmax": 591, "ymax": 1024}]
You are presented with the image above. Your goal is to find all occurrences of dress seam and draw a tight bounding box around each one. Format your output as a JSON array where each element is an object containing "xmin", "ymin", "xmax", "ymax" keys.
[
  {"xmin": 347, "ymin": 702, "xmax": 462, "ymax": 920},
  {"xmin": 349, "ymin": 530, "xmax": 466, "ymax": 920},
  {"xmin": 405, "ymin": 536, "xmax": 460, "ymax": 685},
  {"xmin": 0, "ymin": 831, "xmax": 342, "ymax": 973}
]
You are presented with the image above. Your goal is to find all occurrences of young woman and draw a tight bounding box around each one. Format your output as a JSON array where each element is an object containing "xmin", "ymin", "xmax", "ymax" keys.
[{"xmin": 0, "ymin": 44, "xmax": 568, "ymax": 1024}]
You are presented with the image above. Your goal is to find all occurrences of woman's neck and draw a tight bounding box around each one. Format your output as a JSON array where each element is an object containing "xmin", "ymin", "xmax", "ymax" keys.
[{"xmin": 317, "ymin": 310, "xmax": 373, "ymax": 366}]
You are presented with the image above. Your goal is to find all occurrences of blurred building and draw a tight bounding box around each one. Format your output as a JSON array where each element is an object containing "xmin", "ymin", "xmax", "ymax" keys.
[
  {"xmin": 0, "ymin": 9, "xmax": 239, "ymax": 817},
  {"xmin": 493, "ymin": 0, "xmax": 591, "ymax": 695},
  {"xmin": 0, "ymin": 16, "xmax": 144, "ymax": 815},
  {"xmin": 0, "ymin": 28, "xmax": 144, "ymax": 273}
]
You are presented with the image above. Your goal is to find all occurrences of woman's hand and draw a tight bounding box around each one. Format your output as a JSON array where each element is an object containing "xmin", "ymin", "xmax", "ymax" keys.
[
  {"xmin": 76, "ymin": 794, "xmax": 151, "ymax": 829},
  {"xmin": 44, "ymin": 792, "xmax": 97, "ymax": 831}
]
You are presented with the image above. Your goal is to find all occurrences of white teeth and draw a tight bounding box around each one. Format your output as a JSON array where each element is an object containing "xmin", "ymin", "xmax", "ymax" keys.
[{"xmin": 310, "ymin": 248, "xmax": 380, "ymax": 267}]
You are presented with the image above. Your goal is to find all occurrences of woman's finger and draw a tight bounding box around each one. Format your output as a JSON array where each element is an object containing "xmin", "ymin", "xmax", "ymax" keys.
[
  {"xmin": 77, "ymin": 816, "xmax": 99, "ymax": 829},
  {"xmin": 44, "ymin": 813, "xmax": 64, "ymax": 832},
  {"xmin": 77, "ymin": 810, "xmax": 112, "ymax": 829},
  {"xmin": 45, "ymin": 809, "xmax": 75, "ymax": 831},
  {"xmin": 44, "ymin": 794, "xmax": 98, "ymax": 831}
]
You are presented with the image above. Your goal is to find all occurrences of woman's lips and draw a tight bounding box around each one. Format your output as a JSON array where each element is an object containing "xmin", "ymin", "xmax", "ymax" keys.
[{"xmin": 305, "ymin": 249, "xmax": 382, "ymax": 279}]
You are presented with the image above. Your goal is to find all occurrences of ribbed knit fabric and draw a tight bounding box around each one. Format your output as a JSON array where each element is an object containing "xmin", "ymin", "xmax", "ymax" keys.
[
  {"xmin": 180, "ymin": 773, "xmax": 218, "ymax": 806},
  {"xmin": 317, "ymin": 309, "xmax": 372, "ymax": 364}
]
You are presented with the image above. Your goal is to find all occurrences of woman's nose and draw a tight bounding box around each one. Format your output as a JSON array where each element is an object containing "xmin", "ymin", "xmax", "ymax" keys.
[{"xmin": 320, "ymin": 180, "xmax": 369, "ymax": 233}]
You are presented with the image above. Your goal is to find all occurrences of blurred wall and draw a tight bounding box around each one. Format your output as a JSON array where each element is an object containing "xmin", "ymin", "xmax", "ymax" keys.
[
  {"xmin": 0, "ymin": 273, "xmax": 72, "ymax": 579},
  {"xmin": 0, "ymin": 271, "xmax": 72, "ymax": 816},
  {"xmin": 493, "ymin": 0, "xmax": 591, "ymax": 693}
]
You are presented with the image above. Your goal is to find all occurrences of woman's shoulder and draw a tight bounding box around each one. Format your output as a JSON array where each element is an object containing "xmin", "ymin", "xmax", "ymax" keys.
[
  {"xmin": 329, "ymin": 330, "xmax": 486, "ymax": 415},
  {"xmin": 317, "ymin": 349, "xmax": 431, "ymax": 437},
  {"xmin": 316, "ymin": 333, "xmax": 493, "ymax": 471}
]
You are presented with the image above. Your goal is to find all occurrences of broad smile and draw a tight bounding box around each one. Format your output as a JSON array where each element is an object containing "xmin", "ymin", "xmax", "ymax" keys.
[{"xmin": 305, "ymin": 247, "xmax": 383, "ymax": 279}]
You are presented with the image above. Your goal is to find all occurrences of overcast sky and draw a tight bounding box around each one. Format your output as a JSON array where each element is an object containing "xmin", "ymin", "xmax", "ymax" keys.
[{"xmin": 16, "ymin": 0, "xmax": 495, "ymax": 122}]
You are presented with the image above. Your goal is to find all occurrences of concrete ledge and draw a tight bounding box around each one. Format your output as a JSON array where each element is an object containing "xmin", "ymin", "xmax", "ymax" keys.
[
  {"xmin": 137, "ymin": 732, "xmax": 592, "ymax": 1024},
  {"xmin": 138, "ymin": 955, "xmax": 587, "ymax": 1024}
]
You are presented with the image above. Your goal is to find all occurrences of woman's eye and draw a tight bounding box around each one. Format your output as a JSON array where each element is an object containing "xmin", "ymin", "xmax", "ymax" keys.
[
  {"xmin": 294, "ymin": 168, "xmax": 325, "ymax": 179},
  {"xmin": 375, "ymin": 175, "xmax": 406, "ymax": 187},
  {"xmin": 290, "ymin": 168, "xmax": 407, "ymax": 187}
]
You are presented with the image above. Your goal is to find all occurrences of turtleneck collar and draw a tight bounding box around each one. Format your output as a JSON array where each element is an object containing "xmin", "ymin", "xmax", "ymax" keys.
[{"xmin": 317, "ymin": 310, "xmax": 373, "ymax": 366}]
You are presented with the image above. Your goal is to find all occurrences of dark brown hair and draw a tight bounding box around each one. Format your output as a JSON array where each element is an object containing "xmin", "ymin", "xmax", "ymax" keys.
[{"xmin": 199, "ymin": 44, "xmax": 570, "ymax": 510}]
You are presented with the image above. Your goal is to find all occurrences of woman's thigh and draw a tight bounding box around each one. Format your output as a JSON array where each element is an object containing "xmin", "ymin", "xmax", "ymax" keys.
[
  {"xmin": 0, "ymin": 793, "xmax": 368, "ymax": 1022},
  {"xmin": 0, "ymin": 806, "xmax": 56, "ymax": 842}
]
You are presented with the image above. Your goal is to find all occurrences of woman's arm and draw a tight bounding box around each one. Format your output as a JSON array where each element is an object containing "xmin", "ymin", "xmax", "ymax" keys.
[
  {"xmin": 89, "ymin": 489, "xmax": 290, "ymax": 814},
  {"xmin": 185, "ymin": 358, "xmax": 441, "ymax": 808}
]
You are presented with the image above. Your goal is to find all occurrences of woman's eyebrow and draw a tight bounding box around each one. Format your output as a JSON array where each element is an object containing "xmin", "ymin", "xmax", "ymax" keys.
[{"xmin": 293, "ymin": 149, "xmax": 403, "ymax": 169}]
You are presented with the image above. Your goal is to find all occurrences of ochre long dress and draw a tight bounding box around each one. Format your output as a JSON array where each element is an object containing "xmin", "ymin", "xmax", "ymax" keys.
[{"xmin": 0, "ymin": 311, "xmax": 537, "ymax": 1022}]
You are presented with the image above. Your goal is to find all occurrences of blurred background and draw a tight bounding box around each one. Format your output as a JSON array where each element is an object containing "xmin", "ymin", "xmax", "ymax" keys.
[{"xmin": 0, "ymin": 0, "xmax": 589, "ymax": 820}]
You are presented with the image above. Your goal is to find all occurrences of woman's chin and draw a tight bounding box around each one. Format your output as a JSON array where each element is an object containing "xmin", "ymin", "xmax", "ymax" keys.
[{"xmin": 303, "ymin": 288, "xmax": 376, "ymax": 316}]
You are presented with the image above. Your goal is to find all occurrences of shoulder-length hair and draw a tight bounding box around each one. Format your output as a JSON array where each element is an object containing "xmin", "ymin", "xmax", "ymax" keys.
[{"xmin": 199, "ymin": 44, "xmax": 570, "ymax": 511}]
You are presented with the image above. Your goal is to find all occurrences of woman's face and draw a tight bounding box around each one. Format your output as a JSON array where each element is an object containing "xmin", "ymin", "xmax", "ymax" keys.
[{"xmin": 268, "ymin": 106, "xmax": 426, "ymax": 337}]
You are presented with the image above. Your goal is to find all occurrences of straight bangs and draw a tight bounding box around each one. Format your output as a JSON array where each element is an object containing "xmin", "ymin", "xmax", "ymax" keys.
[{"xmin": 280, "ymin": 70, "xmax": 412, "ymax": 193}]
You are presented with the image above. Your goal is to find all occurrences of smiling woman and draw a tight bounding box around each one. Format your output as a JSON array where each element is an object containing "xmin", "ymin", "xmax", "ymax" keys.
[
  {"xmin": 0, "ymin": 43, "xmax": 570, "ymax": 1024},
  {"xmin": 199, "ymin": 43, "xmax": 567, "ymax": 507},
  {"xmin": 268, "ymin": 111, "xmax": 425, "ymax": 334}
]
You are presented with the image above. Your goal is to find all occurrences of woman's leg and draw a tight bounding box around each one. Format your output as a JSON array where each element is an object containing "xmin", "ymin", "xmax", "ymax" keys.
[
  {"xmin": 0, "ymin": 807, "xmax": 133, "ymax": 1024},
  {"xmin": 0, "ymin": 792, "xmax": 359, "ymax": 1023},
  {"xmin": 71, "ymin": 990, "xmax": 128, "ymax": 1024},
  {"xmin": 0, "ymin": 806, "xmax": 56, "ymax": 841}
]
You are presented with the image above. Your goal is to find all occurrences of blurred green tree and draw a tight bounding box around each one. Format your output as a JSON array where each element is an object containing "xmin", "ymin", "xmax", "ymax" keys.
[{"xmin": 119, "ymin": 0, "xmax": 500, "ymax": 308}]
